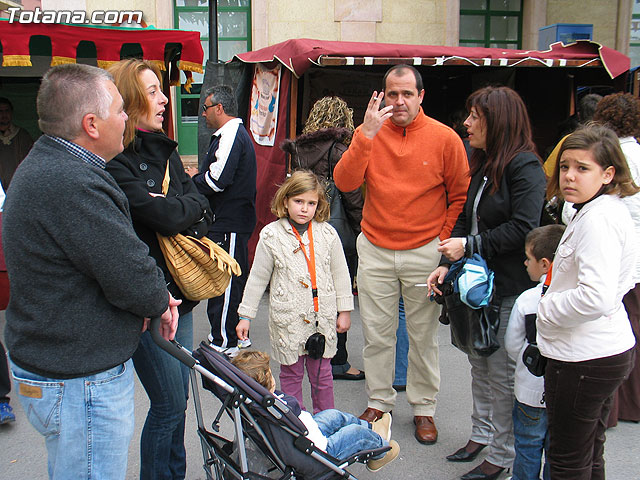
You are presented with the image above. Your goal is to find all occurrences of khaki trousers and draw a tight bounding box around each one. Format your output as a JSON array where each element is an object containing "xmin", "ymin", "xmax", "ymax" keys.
[{"xmin": 357, "ymin": 234, "xmax": 441, "ymax": 416}]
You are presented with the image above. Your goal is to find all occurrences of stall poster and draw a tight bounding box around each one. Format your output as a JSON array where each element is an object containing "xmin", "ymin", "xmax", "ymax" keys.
[{"xmin": 249, "ymin": 63, "xmax": 281, "ymax": 146}]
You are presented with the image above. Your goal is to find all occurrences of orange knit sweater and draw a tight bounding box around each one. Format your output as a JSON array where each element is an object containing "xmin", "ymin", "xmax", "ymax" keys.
[{"xmin": 334, "ymin": 110, "xmax": 469, "ymax": 250}]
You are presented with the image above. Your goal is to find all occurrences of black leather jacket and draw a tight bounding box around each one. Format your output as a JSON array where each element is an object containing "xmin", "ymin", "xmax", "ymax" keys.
[{"xmin": 449, "ymin": 151, "xmax": 547, "ymax": 297}]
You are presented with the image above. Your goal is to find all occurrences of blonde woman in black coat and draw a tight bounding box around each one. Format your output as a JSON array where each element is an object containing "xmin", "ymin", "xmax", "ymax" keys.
[{"xmin": 106, "ymin": 59, "xmax": 211, "ymax": 480}]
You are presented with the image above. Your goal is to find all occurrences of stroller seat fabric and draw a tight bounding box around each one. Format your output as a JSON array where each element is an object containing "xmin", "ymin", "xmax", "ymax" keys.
[{"xmin": 191, "ymin": 343, "xmax": 388, "ymax": 480}]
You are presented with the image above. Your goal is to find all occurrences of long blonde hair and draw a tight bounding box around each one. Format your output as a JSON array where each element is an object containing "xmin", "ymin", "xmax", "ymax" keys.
[
  {"xmin": 107, "ymin": 59, "xmax": 163, "ymax": 147},
  {"xmin": 271, "ymin": 170, "xmax": 330, "ymax": 222}
]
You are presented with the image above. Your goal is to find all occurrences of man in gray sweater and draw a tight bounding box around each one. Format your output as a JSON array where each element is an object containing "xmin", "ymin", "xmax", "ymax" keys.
[{"xmin": 2, "ymin": 64, "xmax": 180, "ymax": 480}]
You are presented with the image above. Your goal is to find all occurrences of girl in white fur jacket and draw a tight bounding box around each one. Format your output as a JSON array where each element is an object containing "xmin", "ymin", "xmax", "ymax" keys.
[{"xmin": 237, "ymin": 170, "xmax": 354, "ymax": 413}]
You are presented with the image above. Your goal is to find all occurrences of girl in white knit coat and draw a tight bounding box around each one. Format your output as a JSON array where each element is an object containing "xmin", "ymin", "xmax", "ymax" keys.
[{"xmin": 237, "ymin": 170, "xmax": 354, "ymax": 413}]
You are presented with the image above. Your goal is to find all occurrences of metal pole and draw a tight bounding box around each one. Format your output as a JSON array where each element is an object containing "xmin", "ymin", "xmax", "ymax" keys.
[{"xmin": 208, "ymin": 0, "xmax": 219, "ymax": 63}]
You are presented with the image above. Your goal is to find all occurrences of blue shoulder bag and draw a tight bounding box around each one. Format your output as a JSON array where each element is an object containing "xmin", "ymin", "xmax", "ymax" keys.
[{"xmin": 444, "ymin": 253, "xmax": 494, "ymax": 309}]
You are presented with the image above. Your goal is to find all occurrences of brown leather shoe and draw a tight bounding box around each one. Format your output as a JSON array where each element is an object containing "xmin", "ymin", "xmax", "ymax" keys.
[
  {"xmin": 359, "ymin": 407, "xmax": 385, "ymax": 422},
  {"xmin": 414, "ymin": 415, "xmax": 438, "ymax": 444}
]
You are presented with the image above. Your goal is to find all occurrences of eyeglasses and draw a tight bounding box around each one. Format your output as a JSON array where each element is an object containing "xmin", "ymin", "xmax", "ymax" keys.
[{"xmin": 202, "ymin": 103, "xmax": 219, "ymax": 113}]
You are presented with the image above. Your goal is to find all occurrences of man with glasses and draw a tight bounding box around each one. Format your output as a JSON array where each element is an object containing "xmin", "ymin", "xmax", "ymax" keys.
[{"xmin": 187, "ymin": 85, "xmax": 257, "ymax": 356}]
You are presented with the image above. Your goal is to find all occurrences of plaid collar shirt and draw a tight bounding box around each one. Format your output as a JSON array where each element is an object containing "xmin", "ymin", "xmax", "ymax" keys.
[{"xmin": 48, "ymin": 135, "xmax": 107, "ymax": 169}]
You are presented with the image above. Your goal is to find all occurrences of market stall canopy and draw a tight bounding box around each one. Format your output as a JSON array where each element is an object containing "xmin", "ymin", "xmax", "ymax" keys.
[
  {"xmin": 0, "ymin": 20, "xmax": 204, "ymax": 88},
  {"xmin": 233, "ymin": 38, "xmax": 629, "ymax": 80}
]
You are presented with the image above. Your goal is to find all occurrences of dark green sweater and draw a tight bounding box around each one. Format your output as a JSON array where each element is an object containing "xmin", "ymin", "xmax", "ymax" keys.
[{"xmin": 3, "ymin": 136, "xmax": 168, "ymax": 378}]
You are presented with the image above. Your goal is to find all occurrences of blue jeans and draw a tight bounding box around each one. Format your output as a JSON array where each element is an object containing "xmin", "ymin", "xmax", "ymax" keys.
[
  {"xmin": 10, "ymin": 358, "xmax": 135, "ymax": 479},
  {"xmin": 512, "ymin": 399, "xmax": 549, "ymax": 480},
  {"xmin": 313, "ymin": 409, "xmax": 386, "ymax": 460},
  {"xmin": 393, "ymin": 297, "xmax": 409, "ymax": 385},
  {"xmin": 133, "ymin": 311, "xmax": 193, "ymax": 480}
]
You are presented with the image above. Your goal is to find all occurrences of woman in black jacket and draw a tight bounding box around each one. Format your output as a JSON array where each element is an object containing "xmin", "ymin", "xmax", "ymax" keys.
[
  {"xmin": 106, "ymin": 59, "xmax": 211, "ymax": 480},
  {"xmin": 428, "ymin": 86, "xmax": 546, "ymax": 480}
]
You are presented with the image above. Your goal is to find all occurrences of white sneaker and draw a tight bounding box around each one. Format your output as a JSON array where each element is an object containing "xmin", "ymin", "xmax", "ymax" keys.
[
  {"xmin": 238, "ymin": 338, "xmax": 252, "ymax": 348},
  {"xmin": 366, "ymin": 440, "xmax": 400, "ymax": 472},
  {"xmin": 371, "ymin": 412, "xmax": 392, "ymax": 442},
  {"xmin": 209, "ymin": 343, "xmax": 240, "ymax": 358}
]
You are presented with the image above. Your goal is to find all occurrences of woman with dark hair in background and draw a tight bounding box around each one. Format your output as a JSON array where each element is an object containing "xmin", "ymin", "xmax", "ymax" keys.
[
  {"xmin": 281, "ymin": 96, "xmax": 365, "ymax": 381},
  {"xmin": 449, "ymin": 107, "xmax": 473, "ymax": 160},
  {"xmin": 593, "ymin": 92, "xmax": 640, "ymax": 425},
  {"xmin": 106, "ymin": 59, "xmax": 212, "ymax": 480},
  {"xmin": 428, "ymin": 86, "xmax": 546, "ymax": 480}
]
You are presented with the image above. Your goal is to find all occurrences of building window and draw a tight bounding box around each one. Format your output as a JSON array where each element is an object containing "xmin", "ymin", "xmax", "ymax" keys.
[
  {"xmin": 630, "ymin": 1, "xmax": 640, "ymax": 69},
  {"xmin": 173, "ymin": 0, "xmax": 251, "ymax": 154},
  {"xmin": 460, "ymin": 0, "xmax": 522, "ymax": 49}
]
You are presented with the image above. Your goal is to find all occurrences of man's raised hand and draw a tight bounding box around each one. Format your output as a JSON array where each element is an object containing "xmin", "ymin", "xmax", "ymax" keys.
[{"xmin": 361, "ymin": 91, "xmax": 393, "ymax": 139}]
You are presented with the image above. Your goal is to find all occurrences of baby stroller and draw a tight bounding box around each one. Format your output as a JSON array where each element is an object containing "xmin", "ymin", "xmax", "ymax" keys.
[{"xmin": 150, "ymin": 318, "xmax": 389, "ymax": 480}]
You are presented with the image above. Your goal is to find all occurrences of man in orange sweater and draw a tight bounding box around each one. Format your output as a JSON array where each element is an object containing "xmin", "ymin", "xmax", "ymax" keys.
[{"xmin": 334, "ymin": 65, "xmax": 469, "ymax": 445}]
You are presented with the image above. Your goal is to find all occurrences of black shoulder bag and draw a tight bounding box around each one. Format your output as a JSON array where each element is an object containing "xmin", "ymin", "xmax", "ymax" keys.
[{"xmin": 325, "ymin": 141, "xmax": 357, "ymax": 257}]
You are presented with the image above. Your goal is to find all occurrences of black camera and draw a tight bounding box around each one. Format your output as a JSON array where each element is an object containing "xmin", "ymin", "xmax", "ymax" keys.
[
  {"xmin": 181, "ymin": 208, "xmax": 213, "ymax": 239},
  {"xmin": 522, "ymin": 313, "xmax": 547, "ymax": 377},
  {"xmin": 305, "ymin": 332, "xmax": 325, "ymax": 359},
  {"xmin": 522, "ymin": 344, "xmax": 547, "ymax": 377},
  {"xmin": 431, "ymin": 282, "xmax": 453, "ymax": 325}
]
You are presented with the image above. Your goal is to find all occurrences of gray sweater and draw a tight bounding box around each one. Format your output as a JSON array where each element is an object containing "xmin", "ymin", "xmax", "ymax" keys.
[{"xmin": 3, "ymin": 136, "xmax": 169, "ymax": 378}]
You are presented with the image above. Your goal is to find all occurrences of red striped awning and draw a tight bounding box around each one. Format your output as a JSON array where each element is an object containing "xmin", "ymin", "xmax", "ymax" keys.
[
  {"xmin": 234, "ymin": 38, "xmax": 629, "ymax": 79},
  {"xmin": 0, "ymin": 20, "xmax": 203, "ymax": 87}
]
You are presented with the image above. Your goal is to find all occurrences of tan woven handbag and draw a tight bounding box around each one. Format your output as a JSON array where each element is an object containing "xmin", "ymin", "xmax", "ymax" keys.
[{"xmin": 155, "ymin": 161, "xmax": 241, "ymax": 301}]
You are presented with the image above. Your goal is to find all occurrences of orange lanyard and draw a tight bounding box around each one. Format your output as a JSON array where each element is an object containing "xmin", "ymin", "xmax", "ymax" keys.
[
  {"xmin": 291, "ymin": 222, "xmax": 319, "ymax": 313},
  {"xmin": 541, "ymin": 262, "xmax": 553, "ymax": 297}
]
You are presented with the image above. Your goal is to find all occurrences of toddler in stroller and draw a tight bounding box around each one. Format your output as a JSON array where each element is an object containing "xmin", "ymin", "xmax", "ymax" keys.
[
  {"xmin": 149, "ymin": 317, "xmax": 397, "ymax": 480},
  {"xmin": 232, "ymin": 350, "xmax": 400, "ymax": 472}
]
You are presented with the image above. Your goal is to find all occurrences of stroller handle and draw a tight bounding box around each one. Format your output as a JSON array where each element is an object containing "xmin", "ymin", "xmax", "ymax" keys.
[{"xmin": 150, "ymin": 316, "xmax": 197, "ymax": 368}]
